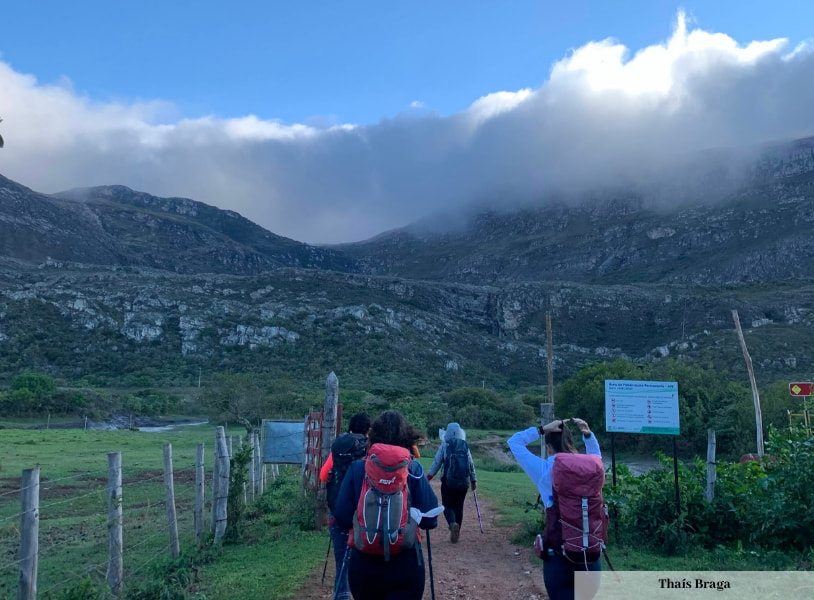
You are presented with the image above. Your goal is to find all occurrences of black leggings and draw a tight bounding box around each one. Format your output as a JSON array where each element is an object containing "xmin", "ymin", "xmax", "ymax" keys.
[
  {"xmin": 347, "ymin": 545, "xmax": 425, "ymax": 600},
  {"xmin": 441, "ymin": 480, "xmax": 468, "ymax": 528},
  {"xmin": 542, "ymin": 552, "xmax": 602, "ymax": 600}
]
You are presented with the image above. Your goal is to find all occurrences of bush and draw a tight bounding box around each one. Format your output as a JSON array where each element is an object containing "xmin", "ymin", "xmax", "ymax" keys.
[{"xmin": 606, "ymin": 427, "xmax": 814, "ymax": 555}]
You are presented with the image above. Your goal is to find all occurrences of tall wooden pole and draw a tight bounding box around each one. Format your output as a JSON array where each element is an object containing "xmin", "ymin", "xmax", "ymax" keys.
[
  {"xmin": 732, "ymin": 310, "xmax": 764, "ymax": 457},
  {"xmin": 19, "ymin": 467, "xmax": 39, "ymax": 600},
  {"xmin": 107, "ymin": 452, "xmax": 123, "ymax": 597},
  {"xmin": 546, "ymin": 314, "xmax": 554, "ymax": 406}
]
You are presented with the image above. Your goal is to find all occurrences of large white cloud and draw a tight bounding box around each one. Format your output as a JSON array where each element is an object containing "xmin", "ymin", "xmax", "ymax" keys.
[{"xmin": 0, "ymin": 13, "xmax": 812, "ymax": 243}]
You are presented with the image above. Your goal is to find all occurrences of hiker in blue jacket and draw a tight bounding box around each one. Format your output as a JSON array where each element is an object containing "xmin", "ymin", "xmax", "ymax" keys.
[
  {"xmin": 334, "ymin": 410, "xmax": 439, "ymax": 600},
  {"xmin": 426, "ymin": 422, "xmax": 477, "ymax": 543},
  {"xmin": 508, "ymin": 418, "xmax": 602, "ymax": 600}
]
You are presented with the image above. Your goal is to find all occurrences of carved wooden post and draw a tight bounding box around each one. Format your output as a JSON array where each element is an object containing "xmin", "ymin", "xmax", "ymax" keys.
[
  {"xmin": 317, "ymin": 372, "xmax": 339, "ymax": 528},
  {"xmin": 540, "ymin": 403, "xmax": 555, "ymax": 459},
  {"xmin": 107, "ymin": 452, "xmax": 123, "ymax": 597}
]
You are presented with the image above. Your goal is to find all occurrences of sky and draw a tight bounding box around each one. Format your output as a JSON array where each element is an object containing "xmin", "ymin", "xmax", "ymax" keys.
[{"xmin": 1, "ymin": 1, "xmax": 813, "ymax": 243}]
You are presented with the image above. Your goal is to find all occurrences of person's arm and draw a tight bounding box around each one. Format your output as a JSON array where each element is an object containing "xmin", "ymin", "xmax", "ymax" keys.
[
  {"xmin": 333, "ymin": 461, "xmax": 360, "ymax": 530},
  {"xmin": 411, "ymin": 472, "xmax": 439, "ymax": 530},
  {"xmin": 319, "ymin": 452, "xmax": 334, "ymax": 483},
  {"xmin": 507, "ymin": 427, "xmax": 549, "ymax": 488},
  {"xmin": 427, "ymin": 443, "xmax": 445, "ymax": 479},
  {"xmin": 573, "ymin": 418, "xmax": 601, "ymax": 458},
  {"xmin": 467, "ymin": 449, "xmax": 477, "ymax": 489}
]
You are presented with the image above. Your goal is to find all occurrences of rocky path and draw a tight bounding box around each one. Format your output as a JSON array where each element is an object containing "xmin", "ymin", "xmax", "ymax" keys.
[{"xmin": 296, "ymin": 479, "xmax": 546, "ymax": 600}]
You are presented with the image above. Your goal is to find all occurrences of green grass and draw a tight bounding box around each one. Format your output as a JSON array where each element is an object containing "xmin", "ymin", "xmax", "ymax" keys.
[{"xmin": 0, "ymin": 424, "xmax": 213, "ymax": 598}]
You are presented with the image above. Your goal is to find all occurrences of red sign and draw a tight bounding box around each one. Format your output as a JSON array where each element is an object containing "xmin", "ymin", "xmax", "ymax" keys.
[{"xmin": 789, "ymin": 382, "xmax": 812, "ymax": 396}]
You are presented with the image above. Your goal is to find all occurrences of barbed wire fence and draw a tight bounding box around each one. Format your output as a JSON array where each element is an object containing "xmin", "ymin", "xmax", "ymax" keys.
[{"xmin": 0, "ymin": 424, "xmax": 276, "ymax": 599}]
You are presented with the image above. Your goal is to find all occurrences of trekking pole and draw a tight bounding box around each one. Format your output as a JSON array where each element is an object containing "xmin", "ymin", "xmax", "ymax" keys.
[
  {"xmin": 321, "ymin": 535, "xmax": 333, "ymax": 585},
  {"xmin": 473, "ymin": 490, "xmax": 484, "ymax": 534},
  {"xmin": 333, "ymin": 545, "xmax": 351, "ymax": 600},
  {"xmin": 426, "ymin": 529, "xmax": 436, "ymax": 600}
]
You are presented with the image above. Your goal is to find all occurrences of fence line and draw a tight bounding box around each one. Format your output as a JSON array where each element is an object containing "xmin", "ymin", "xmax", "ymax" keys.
[{"xmin": 0, "ymin": 427, "xmax": 302, "ymax": 600}]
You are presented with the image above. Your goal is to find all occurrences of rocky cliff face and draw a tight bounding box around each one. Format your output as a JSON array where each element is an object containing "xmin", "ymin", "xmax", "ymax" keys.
[{"xmin": 1, "ymin": 137, "xmax": 814, "ymax": 388}]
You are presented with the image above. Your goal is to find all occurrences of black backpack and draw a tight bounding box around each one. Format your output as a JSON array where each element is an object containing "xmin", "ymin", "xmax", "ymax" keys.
[
  {"xmin": 326, "ymin": 432, "xmax": 368, "ymax": 512},
  {"xmin": 443, "ymin": 437, "xmax": 471, "ymax": 491}
]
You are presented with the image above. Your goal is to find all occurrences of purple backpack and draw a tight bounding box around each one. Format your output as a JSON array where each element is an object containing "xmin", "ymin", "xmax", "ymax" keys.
[{"xmin": 543, "ymin": 453, "xmax": 609, "ymax": 564}]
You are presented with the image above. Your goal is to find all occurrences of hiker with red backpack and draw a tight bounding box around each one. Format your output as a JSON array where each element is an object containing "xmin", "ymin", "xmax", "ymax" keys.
[
  {"xmin": 333, "ymin": 410, "xmax": 440, "ymax": 600},
  {"xmin": 426, "ymin": 422, "xmax": 477, "ymax": 543},
  {"xmin": 508, "ymin": 418, "xmax": 606, "ymax": 600},
  {"xmin": 320, "ymin": 412, "xmax": 371, "ymax": 600}
]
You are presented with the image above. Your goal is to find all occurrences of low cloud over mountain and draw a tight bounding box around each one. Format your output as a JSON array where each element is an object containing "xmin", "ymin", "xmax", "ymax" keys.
[{"xmin": 1, "ymin": 13, "xmax": 813, "ymax": 243}]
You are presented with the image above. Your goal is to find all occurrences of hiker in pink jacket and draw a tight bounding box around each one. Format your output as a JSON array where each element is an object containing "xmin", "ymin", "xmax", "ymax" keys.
[{"xmin": 508, "ymin": 418, "xmax": 603, "ymax": 600}]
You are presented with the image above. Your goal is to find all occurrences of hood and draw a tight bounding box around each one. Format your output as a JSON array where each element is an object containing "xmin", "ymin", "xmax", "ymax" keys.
[{"xmin": 439, "ymin": 422, "xmax": 466, "ymax": 443}]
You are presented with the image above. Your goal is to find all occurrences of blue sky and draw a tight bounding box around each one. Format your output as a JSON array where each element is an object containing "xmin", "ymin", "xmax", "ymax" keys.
[
  {"xmin": 1, "ymin": 2, "xmax": 814, "ymax": 242},
  {"xmin": 4, "ymin": 0, "xmax": 811, "ymax": 125}
]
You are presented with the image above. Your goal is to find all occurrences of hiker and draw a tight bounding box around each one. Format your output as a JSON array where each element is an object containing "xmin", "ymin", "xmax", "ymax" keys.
[
  {"xmin": 334, "ymin": 410, "xmax": 439, "ymax": 600},
  {"xmin": 426, "ymin": 422, "xmax": 477, "ymax": 543},
  {"xmin": 320, "ymin": 412, "xmax": 371, "ymax": 600},
  {"xmin": 508, "ymin": 418, "xmax": 603, "ymax": 600}
]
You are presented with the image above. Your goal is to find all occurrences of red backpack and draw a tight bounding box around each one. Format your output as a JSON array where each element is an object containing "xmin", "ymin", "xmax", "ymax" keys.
[
  {"xmin": 351, "ymin": 443, "xmax": 419, "ymax": 561},
  {"xmin": 543, "ymin": 453, "xmax": 609, "ymax": 565}
]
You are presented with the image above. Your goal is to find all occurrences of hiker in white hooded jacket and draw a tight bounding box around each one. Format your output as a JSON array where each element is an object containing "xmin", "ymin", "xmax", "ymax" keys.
[
  {"xmin": 427, "ymin": 422, "xmax": 477, "ymax": 543},
  {"xmin": 508, "ymin": 418, "xmax": 602, "ymax": 600}
]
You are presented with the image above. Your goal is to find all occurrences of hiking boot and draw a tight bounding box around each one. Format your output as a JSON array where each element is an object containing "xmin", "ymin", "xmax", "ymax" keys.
[{"xmin": 450, "ymin": 522, "xmax": 460, "ymax": 543}]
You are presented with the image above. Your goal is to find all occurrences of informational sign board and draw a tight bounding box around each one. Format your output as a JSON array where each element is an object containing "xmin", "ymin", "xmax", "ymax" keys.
[
  {"xmin": 789, "ymin": 382, "xmax": 812, "ymax": 396},
  {"xmin": 605, "ymin": 380, "xmax": 680, "ymax": 435},
  {"xmin": 262, "ymin": 419, "xmax": 305, "ymax": 464}
]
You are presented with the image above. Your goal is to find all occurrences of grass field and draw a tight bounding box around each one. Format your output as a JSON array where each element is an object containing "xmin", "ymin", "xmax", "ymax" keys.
[
  {"xmin": 0, "ymin": 423, "xmax": 800, "ymax": 599},
  {"xmin": 0, "ymin": 422, "xmax": 214, "ymax": 598}
]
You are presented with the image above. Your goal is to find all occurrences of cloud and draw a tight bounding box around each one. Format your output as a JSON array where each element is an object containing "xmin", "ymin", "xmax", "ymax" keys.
[{"xmin": 1, "ymin": 12, "xmax": 813, "ymax": 244}]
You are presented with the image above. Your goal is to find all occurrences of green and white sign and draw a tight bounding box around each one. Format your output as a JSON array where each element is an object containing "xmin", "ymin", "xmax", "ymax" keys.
[{"xmin": 605, "ymin": 379, "xmax": 680, "ymax": 435}]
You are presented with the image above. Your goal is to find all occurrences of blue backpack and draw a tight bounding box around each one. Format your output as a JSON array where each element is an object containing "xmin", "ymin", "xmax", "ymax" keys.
[{"xmin": 443, "ymin": 438, "xmax": 470, "ymax": 490}]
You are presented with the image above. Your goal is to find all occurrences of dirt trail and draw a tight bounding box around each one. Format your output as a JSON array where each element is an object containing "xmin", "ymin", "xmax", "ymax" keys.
[{"xmin": 296, "ymin": 479, "xmax": 546, "ymax": 600}]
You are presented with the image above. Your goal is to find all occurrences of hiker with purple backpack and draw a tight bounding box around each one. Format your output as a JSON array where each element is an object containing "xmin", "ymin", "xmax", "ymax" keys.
[{"xmin": 508, "ymin": 418, "xmax": 606, "ymax": 600}]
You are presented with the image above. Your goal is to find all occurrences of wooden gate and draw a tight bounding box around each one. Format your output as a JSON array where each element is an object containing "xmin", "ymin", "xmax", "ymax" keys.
[{"xmin": 302, "ymin": 405, "xmax": 343, "ymax": 492}]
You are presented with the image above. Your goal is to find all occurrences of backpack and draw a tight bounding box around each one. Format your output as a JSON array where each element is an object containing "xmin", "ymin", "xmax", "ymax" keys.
[
  {"xmin": 326, "ymin": 432, "xmax": 368, "ymax": 513},
  {"xmin": 351, "ymin": 443, "xmax": 418, "ymax": 561},
  {"xmin": 443, "ymin": 437, "xmax": 471, "ymax": 491},
  {"xmin": 543, "ymin": 453, "xmax": 609, "ymax": 565}
]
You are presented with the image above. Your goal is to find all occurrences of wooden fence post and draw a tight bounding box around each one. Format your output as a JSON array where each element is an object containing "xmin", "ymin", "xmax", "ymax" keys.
[
  {"xmin": 163, "ymin": 444, "xmax": 180, "ymax": 558},
  {"xmin": 107, "ymin": 452, "xmax": 123, "ymax": 597},
  {"xmin": 211, "ymin": 430, "xmax": 221, "ymax": 533},
  {"xmin": 248, "ymin": 433, "xmax": 257, "ymax": 501},
  {"xmin": 213, "ymin": 426, "xmax": 230, "ymax": 544},
  {"xmin": 18, "ymin": 467, "xmax": 39, "ymax": 600},
  {"xmin": 254, "ymin": 434, "xmax": 264, "ymax": 496},
  {"xmin": 705, "ymin": 429, "xmax": 717, "ymax": 503},
  {"xmin": 236, "ymin": 435, "xmax": 247, "ymax": 507},
  {"xmin": 732, "ymin": 310, "xmax": 765, "ymax": 457},
  {"xmin": 195, "ymin": 443, "xmax": 205, "ymax": 545}
]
